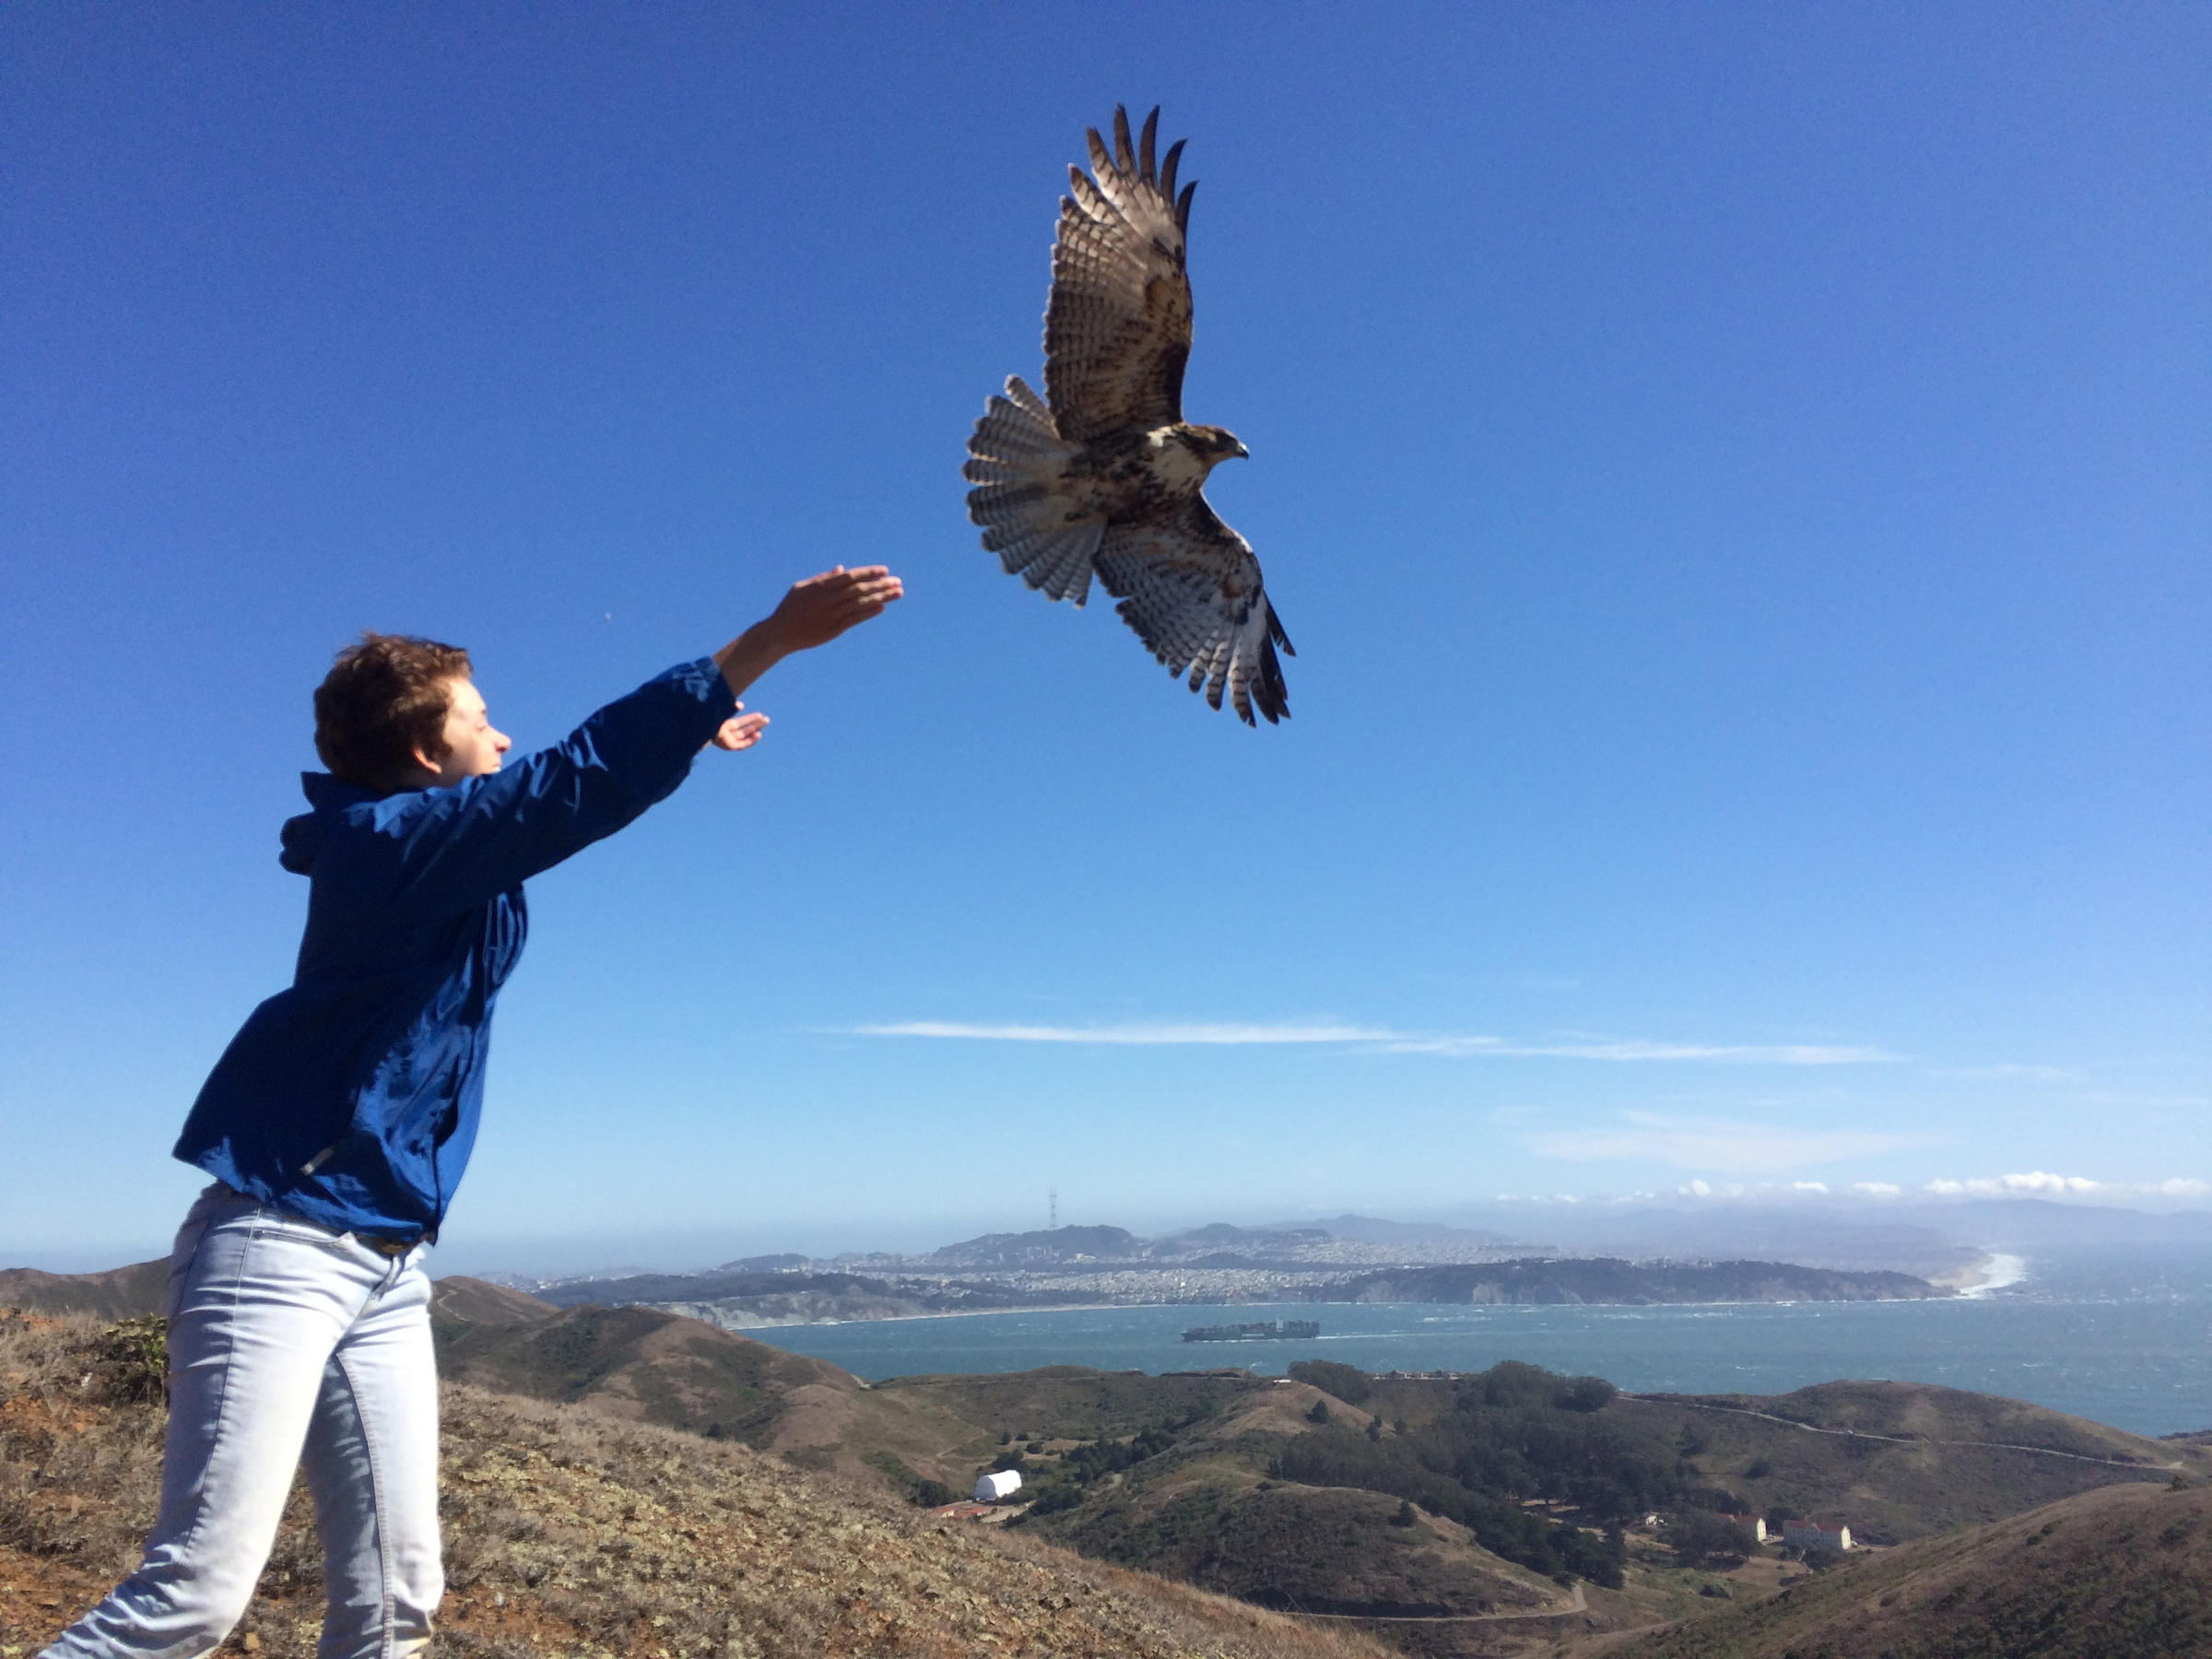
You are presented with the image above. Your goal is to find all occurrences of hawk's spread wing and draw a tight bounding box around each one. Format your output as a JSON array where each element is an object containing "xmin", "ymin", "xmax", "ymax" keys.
[
  {"xmin": 1045, "ymin": 107, "xmax": 1194, "ymax": 442},
  {"xmin": 1094, "ymin": 498, "xmax": 1293, "ymax": 726}
]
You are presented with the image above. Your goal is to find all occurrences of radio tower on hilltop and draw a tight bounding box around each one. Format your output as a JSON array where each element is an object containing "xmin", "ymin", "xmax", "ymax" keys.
[{"xmin": 1049, "ymin": 1189, "xmax": 1058, "ymax": 1230}]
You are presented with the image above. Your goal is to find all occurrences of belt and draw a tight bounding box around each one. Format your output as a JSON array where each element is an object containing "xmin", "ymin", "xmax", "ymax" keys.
[{"xmin": 216, "ymin": 1184, "xmax": 422, "ymax": 1257}]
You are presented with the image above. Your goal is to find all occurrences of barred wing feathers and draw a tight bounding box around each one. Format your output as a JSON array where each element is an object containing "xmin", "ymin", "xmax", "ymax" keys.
[
  {"xmin": 1045, "ymin": 106, "xmax": 1194, "ymax": 441},
  {"xmin": 1094, "ymin": 500, "xmax": 1293, "ymax": 726}
]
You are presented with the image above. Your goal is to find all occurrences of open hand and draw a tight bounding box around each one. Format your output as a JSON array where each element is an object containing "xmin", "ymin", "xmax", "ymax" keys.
[
  {"xmin": 709, "ymin": 708, "xmax": 770, "ymax": 751},
  {"xmin": 763, "ymin": 565, "xmax": 904, "ymax": 653},
  {"xmin": 714, "ymin": 565, "xmax": 905, "ymax": 700}
]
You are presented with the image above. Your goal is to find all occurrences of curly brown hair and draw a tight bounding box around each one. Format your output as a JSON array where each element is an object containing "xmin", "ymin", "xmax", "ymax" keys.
[{"xmin": 313, "ymin": 633, "xmax": 473, "ymax": 788}]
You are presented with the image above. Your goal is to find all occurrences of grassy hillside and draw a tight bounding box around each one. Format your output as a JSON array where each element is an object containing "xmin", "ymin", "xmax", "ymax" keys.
[
  {"xmin": 1595, "ymin": 1382, "xmax": 2204, "ymax": 1544},
  {"xmin": 432, "ymin": 1299, "xmax": 860, "ymax": 1449},
  {"xmin": 429, "ymin": 1274, "xmax": 559, "ymax": 1331},
  {"xmin": 1042, "ymin": 1462, "xmax": 1571, "ymax": 1619},
  {"xmin": 935, "ymin": 1359, "xmax": 2212, "ymax": 1652},
  {"xmin": 0, "ymin": 1311, "xmax": 1390, "ymax": 1659},
  {"xmin": 1603, "ymin": 1479, "xmax": 2212, "ymax": 1659},
  {"xmin": 0, "ymin": 1259, "xmax": 167, "ymax": 1323}
]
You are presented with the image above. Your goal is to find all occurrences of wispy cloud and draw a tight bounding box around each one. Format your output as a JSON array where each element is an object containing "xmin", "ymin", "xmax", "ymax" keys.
[
  {"xmin": 853, "ymin": 1020, "xmax": 1391, "ymax": 1046},
  {"xmin": 1652, "ymin": 1171, "xmax": 2212, "ymax": 1203},
  {"xmin": 853, "ymin": 1021, "xmax": 1896, "ymax": 1065},
  {"xmin": 1524, "ymin": 1110, "xmax": 1924, "ymax": 1174},
  {"xmin": 1490, "ymin": 1174, "xmax": 2211, "ymax": 1207},
  {"xmin": 1933, "ymin": 1063, "xmax": 2089, "ymax": 1083},
  {"xmin": 1387, "ymin": 1036, "xmax": 1898, "ymax": 1065}
]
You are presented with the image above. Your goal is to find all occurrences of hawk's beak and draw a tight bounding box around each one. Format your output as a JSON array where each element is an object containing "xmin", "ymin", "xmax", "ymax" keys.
[{"xmin": 1231, "ymin": 441, "xmax": 1251, "ymax": 460}]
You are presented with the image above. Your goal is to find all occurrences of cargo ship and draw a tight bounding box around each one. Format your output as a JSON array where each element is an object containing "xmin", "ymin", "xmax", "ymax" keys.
[{"xmin": 1180, "ymin": 1319, "xmax": 1320, "ymax": 1342}]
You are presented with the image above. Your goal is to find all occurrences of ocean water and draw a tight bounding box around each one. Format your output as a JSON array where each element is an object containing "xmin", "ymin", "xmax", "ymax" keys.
[{"xmin": 741, "ymin": 1246, "xmax": 2212, "ymax": 1438}]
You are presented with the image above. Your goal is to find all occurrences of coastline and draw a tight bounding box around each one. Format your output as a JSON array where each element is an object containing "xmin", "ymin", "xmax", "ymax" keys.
[
  {"xmin": 668, "ymin": 1280, "xmax": 1963, "ymax": 1334},
  {"xmin": 1930, "ymin": 1251, "xmax": 2031, "ymax": 1297},
  {"xmin": 672, "ymin": 1299, "xmax": 1128, "ymax": 1330}
]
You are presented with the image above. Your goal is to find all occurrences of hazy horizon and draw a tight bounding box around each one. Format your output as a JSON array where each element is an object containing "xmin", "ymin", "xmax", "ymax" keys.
[{"xmin": 14, "ymin": 1184, "xmax": 2211, "ymax": 1281}]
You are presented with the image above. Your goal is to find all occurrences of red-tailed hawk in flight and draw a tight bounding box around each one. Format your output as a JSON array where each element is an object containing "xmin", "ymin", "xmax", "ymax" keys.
[{"xmin": 963, "ymin": 106, "xmax": 1293, "ymax": 725}]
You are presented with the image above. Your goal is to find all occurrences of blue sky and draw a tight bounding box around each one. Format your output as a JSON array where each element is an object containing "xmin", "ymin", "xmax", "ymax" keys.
[{"xmin": 4, "ymin": 4, "xmax": 2206, "ymax": 1272}]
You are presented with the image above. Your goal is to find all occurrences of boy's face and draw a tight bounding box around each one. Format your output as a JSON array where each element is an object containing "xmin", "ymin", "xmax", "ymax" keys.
[{"xmin": 418, "ymin": 677, "xmax": 512, "ymax": 787}]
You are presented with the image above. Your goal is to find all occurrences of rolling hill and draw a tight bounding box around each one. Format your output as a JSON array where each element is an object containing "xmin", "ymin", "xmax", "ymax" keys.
[
  {"xmin": 0, "ymin": 1259, "xmax": 168, "ymax": 1323},
  {"xmin": 1604, "ymin": 1478, "xmax": 2212, "ymax": 1658}
]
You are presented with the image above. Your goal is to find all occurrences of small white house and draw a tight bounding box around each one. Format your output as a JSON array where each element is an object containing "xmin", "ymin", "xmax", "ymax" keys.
[
  {"xmin": 974, "ymin": 1469, "xmax": 1024, "ymax": 1503},
  {"xmin": 1717, "ymin": 1512, "xmax": 1769, "ymax": 1542},
  {"xmin": 1782, "ymin": 1519, "xmax": 1851, "ymax": 1552}
]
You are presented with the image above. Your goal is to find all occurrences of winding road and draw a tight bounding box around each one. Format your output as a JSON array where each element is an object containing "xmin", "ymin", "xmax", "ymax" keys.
[{"xmin": 1288, "ymin": 1578, "xmax": 1587, "ymax": 1625}]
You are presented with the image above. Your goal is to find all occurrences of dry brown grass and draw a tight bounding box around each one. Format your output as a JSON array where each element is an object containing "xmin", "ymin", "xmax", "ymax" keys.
[{"xmin": 2, "ymin": 1312, "xmax": 1389, "ymax": 1659}]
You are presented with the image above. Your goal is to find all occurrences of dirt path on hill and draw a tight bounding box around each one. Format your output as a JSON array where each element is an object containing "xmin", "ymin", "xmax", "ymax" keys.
[
  {"xmin": 1288, "ymin": 1579, "xmax": 1588, "ymax": 1623},
  {"xmin": 1645, "ymin": 1396, "xmax": 2182, "ymax": 1470}
]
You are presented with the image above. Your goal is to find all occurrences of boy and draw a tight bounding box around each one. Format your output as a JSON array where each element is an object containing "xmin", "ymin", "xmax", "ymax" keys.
[{"xmin": 42, "ymin": 564, "xmax": 902, "ymax": 1659}]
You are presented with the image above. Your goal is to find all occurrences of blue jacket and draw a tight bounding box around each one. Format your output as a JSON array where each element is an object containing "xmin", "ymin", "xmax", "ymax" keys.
[{"xmin": 173, "ymin": 658, "xmax": 737, "ymax": 1242}]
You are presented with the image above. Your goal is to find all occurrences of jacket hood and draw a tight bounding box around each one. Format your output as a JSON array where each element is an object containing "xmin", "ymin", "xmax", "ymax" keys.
[{"xmin": 281, "ymin": 772, "xmax": 389, "ymax": 875}]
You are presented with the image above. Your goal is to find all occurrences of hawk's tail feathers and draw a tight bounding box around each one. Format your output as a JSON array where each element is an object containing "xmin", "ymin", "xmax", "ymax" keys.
[
  {"xmin": 967, "ymin": 376, "xmax": 1062, "ymax": 460},
  {"xmin": 965, "ymin": 377, "xmax": 1100, "ymax": 606},
  {"xmin": 987, "ymin": 518, "xmax": 1105, "ymax": 606}
]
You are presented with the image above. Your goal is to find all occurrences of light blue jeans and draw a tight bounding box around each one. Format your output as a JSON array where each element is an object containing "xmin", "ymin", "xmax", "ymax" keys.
[{"xmin": 42, "ymin": 1186, "xmax": 442, "ymax": 1659}]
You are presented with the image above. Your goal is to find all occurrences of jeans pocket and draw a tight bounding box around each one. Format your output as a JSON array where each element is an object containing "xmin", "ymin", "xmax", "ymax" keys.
[
  {"xmin": 165, "ymin": 1218, "xmax": 213, "ymax": 1322},
  {"xmin": 247, "ymin": 1213, "xmax": 368, "ymax": 1272}
]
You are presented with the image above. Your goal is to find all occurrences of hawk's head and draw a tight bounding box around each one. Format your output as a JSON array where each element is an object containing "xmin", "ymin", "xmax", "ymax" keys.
[
  {"xmin": 1182, "ymin": 425, "xmax": 1250, "ymax": 466},
  {"xmin": 1147, "ymin": 423, "xmax": 1251, "ymax": 491}
]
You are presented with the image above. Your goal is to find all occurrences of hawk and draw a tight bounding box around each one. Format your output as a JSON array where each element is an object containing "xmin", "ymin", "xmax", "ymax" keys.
[{"xmin": 963, "ymin": 105, "xmax": 1293, "ymax": 725}]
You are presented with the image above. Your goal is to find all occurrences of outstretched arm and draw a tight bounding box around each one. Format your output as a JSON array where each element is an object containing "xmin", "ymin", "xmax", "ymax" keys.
[
  {"xmin": 375, "ymin": 567, "xmax": 904, "ymax": 910},
  {"xmin": 714, "ymin": 565, "xmax": 904, "ymax": 700},
  {"xmin": 704, "ymin": 565, "xmax": 902, "ymax": 752}
]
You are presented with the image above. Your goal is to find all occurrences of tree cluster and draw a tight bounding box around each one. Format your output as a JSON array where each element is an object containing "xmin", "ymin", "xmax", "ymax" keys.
[
  {"xmin": 1667, "ymin": 1507, "xmax": 1759, "ymax": 1567},
  {"xmin": 1255, "ymin": 1360, "xmax": 1695, "ymax": 1586},
  {"xmin": 1287, "ymin": 1359, "xmax": 1373, "ymax": 1405},
  {"xmin": 1012, "ymin": 1423, "xmax": 1180, "ymax": 1520}
]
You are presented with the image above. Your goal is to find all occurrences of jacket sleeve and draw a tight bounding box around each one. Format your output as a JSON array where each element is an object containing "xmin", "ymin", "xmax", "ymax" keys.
[{"xmin": 371, "ymin": 658, "xmax": 737, "ymax": 912}]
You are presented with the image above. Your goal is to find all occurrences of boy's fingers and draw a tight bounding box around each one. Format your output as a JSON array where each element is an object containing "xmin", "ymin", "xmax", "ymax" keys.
[{"xmin": 806, "ymin": 566, "xmax": 894, "ymax": 591}]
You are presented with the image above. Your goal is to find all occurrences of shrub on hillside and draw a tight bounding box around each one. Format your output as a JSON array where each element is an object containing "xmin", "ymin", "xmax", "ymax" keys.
[
  {"xmin": 1467, "ymin": 1359, "xmax": 1616, "ymax": 1415},
  {"xmin": 1556, "ymin": 1374, "xmax": 1617, "ymax": 1412},
  {"xmin": 1288, "ymin": 1359, "xmax": 1372, "ymax": 1405},
  {"xmin": 95, "ymin": 1315, "xmax": 169, "ymax": 1404},
  {"xmin": 1268, "ymin": 1428, "xmax": 1628, "ymax": 1587},
  {"xmin": 1006, "ymin": 1425, "xmax": 1178, "ymax": 1526},
  {"xmin": 1667, "ymin": 1508, "xmax": 1757, "ymax": 1568},
  {"xmin": 862, "ymin": 1451, "xmax": 956, "ymax": 1508}
]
